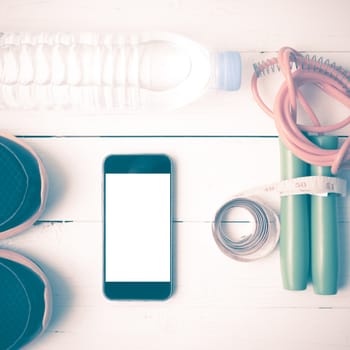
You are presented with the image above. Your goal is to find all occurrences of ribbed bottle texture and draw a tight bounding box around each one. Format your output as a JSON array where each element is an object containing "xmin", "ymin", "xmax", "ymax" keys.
[{"xmin": 0, "ymin": 32, "xmax": 241, "ymax": 111}]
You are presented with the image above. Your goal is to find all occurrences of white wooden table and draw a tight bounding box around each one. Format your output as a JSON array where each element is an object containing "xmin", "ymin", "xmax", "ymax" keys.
[{"xmin": 1, "ymin": 1, "xmax": 350, "ymax": 349}]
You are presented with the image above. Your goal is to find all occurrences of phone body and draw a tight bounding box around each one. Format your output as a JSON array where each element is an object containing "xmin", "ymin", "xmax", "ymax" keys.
[{"xmin": 103, "ymin": 154, "xmax": 173, "ymax": 300}]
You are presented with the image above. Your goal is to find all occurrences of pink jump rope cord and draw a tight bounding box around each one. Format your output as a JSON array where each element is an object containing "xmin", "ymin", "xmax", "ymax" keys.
[{"xmin": 251, "ymin": 47, "xmax": 350, "ymax": 174}]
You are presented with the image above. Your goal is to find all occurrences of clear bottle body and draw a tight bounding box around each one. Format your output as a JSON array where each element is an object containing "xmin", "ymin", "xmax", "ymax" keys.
[{"xmin": 0, "ymin": 32, "xmax": 240, "ymax": 111}]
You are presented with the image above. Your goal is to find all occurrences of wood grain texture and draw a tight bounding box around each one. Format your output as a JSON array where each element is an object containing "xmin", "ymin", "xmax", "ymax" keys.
[{"xmin": 0, "ymin": 0, "xmax": 349, "ymax": 349}]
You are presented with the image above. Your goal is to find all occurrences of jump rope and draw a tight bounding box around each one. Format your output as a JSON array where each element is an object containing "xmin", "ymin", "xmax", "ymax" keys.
[
  {"xmin": 1, "ymin": 42, "xmax": 350, "ymax": 350},
  {"xmin": 252, "ymin": 47, "xmax": 350, "ymax": 174},
  {"xmin": 213, "ymin": 47, "xmax": 350, "ymax": 295}
]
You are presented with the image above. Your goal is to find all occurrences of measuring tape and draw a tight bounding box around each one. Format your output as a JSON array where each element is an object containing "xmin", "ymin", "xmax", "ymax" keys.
[{"xmin": 212, "ymin": 175, "xmax": 346, "ymax": 262}]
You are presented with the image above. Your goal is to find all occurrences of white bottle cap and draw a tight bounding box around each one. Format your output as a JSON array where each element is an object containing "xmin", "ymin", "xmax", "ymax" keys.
[{"xmin": 214, "ymin": 51, "xmax": 241, "ymax": 91}]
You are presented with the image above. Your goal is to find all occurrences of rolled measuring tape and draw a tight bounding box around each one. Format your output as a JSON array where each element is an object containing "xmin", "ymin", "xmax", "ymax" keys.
[
  {"xmin": 213, "ymin": 196, "xmax": 280, "ymax": 261},
  {"xmin": 212, "ymin": 175, "xmax": 346, "ymax": 262}
]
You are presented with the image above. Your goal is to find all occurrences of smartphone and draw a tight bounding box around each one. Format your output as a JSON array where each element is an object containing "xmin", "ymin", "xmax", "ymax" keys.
[{"xmin": 103, "ymin": 154, "xmax": 173, "ymax": 300}]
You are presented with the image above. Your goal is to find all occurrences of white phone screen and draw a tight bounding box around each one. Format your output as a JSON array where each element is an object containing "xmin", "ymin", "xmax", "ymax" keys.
[{"xmin": 105, "ymin": 173, "xmax": 171, "ymax": 282}]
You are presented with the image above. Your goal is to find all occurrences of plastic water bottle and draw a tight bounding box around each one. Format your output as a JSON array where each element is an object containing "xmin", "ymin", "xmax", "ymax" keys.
[{"xmin": 0, "ymin": 32, "xmax": 241, "ymax": 111}]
